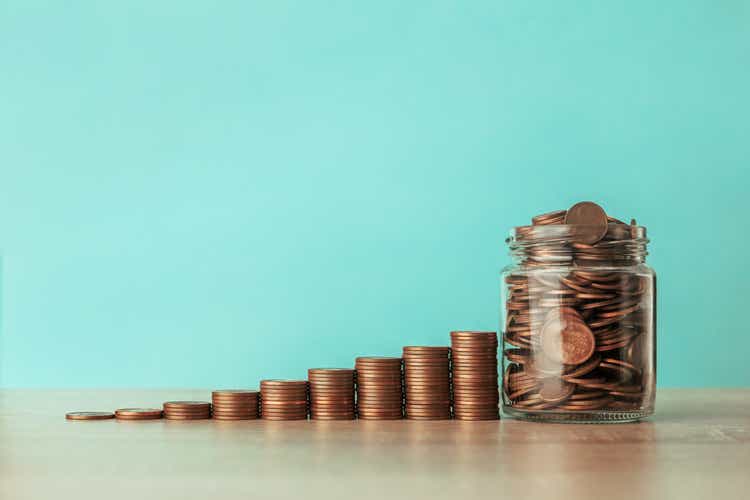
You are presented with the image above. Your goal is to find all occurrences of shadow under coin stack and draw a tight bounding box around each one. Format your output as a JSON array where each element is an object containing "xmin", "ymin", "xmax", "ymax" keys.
[
  {"xmin": 211, "ymin": 390, "xmax": 259, "ymax": 420},
  {"xmin": 260, "ymin": 380, "xmax": 309, "ymax": 420},
  {"xmin": 450, "ymin": 331, "xmax": 500, "ymax": 420},
  {"xmin": 163, "ymin": 401, "xmax": 211, "ymax": 420},
  {"xmin": 402, "ymin": 346, "xmax": 452, "ymax": 420},
  {"xmin": 355, "ymin": 357, "xmax": 404, "ymax": 420},
  {"xmin": 308, "ymin": 369, "xmax": 356, "ymax": 420}
]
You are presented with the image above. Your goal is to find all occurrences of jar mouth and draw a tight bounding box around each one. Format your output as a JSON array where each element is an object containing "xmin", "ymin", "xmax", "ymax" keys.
[{"xmin": 506, "ymin": 224, "xmax": 649, "ymax": 266}]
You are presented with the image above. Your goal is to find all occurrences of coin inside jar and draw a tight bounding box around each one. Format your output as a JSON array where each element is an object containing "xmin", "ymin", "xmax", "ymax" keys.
[{"xmin": 540, "ymin": 310, "xmax": 595, "ymax": 365}]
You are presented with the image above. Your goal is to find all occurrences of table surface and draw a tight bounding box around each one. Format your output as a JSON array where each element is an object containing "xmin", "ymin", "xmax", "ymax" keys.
[{"xmin": 2, "ymin": 389, "xmax": 749, "ymax": 500}]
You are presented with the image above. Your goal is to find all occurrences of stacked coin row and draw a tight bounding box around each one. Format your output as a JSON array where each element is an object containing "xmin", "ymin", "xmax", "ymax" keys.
[
  {"xmin": 260, "ymin": 380, "xmax": 309, "ymax": 420},
  {"xmin": 450, "ymin": 331, "xmax": 499, "ymax": 420},
  {"xmin": 308, "ymin": 368, "xmax": 356, "ymax": 420},
  {"xmin": 355, "ymin": 357, "xmax": 403, "ymax": 420},
  {"xmin": 212, "ymin": 390, "xmax": 259, "ymax": 420},
  {"xmin": 403, "ymin": 346, "xmax": 451, "ymax": 420},
  {"xmin": 163, "ymin": 401, "xmax": 211, "ymax": 420}
]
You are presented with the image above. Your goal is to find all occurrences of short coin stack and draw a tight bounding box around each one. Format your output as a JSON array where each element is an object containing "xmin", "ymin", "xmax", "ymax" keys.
[
  {"xmin": 308, "ymin": 369, "xmax": 356, "ymax": 420},
  {"xmin": 211, "ymin": 390, "xmax": 259, "ymax": 420},
  {"xmin": 450, "ymin": 331, "xmax": 499, "ymax": 420},
  {"xmin": 355, "ymin": 357, "xmax": 404, "ymax": 420},
  {"xmin": 402, "ymin": 346, "xmax": 452, "ymax": 420},
  {"xmin": 114, "ymin": 408, "xmax": 163, "ymax": 420},
  {"xmin": 163, "ymin": 401, "xmax": 212, "ymax": 420},
  {"xmin": 260, "ymin": 380, "xmax": 309, "ymax": 420}
]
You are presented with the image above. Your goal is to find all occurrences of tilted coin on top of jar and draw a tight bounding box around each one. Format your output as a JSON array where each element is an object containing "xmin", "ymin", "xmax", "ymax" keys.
[{"xmin": 501, "ymin": 201, "xmax": 656, "ymax": 423}]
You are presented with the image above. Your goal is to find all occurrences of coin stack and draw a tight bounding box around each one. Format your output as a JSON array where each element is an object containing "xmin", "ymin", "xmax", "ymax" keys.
[
  {"xmin": 162, "ymin": 401, "xmax": 212, "ymax": 420},
  {"xmin": 260, "ymin": 380, "xmax": 309, "ymax": 420},
  {"xmin": 211, "ymin": 390, "xmax": 259, "ymax": 420},
  {"xmin": 450, "ymin": 331, "xmax": 499, "ymax": 420},
  {"xmin": 355, "ymin": 357, "xmax": 404, "ymax": 420},
  {"xmin": 114, "ymin": 408, "xmax": 163, "ymax": 420},
  {"xmin": 503, "ymin": 202, "xmax": 653, "ymax": 414},
  {"xmin": 402, "ymin": 346, "xmax": 452, "ymax": 420},
  {"xmin": 308, "ymin": 369, "xmax": 356, "ymax": 420}
]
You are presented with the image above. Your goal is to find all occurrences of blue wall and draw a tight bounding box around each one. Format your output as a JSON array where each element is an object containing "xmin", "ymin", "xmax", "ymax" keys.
[{"xmin": 1, "ymin": 1, "xmax": 748, "ymax": 387}]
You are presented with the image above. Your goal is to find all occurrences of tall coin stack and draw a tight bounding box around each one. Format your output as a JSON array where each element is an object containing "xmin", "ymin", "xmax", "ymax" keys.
[
  {"xmin": 402, "ymin": 346, "xmax": 452, "ymax": 420},
  {"xmin": 211, "ymin": 390, "xmax": 259, "ymax": 420},
  {"xmin": 450, "ymin": 331, "xmax": 500, "ymax": 420},
  {"xmin": 260, "ymin": 380, "xmax": 309, "ymax": 420},
  {"xmin": 162, "ymin": 401, "xmax": 212, "ymax": 420},
  {"xmin": 355, "ymin": 357, "xmax": 404, "ymax": 420},
  {"xmin": 308, "ymin": 368, "xmax": 356, "ymax": 420}
]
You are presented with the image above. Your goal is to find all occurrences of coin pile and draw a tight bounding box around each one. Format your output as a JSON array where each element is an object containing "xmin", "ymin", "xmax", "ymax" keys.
[
  {"xmin": 114, "ymin": 408, "xmax": 163, "ymax": 420},
  {"xmin": 163, "ymin": 401, "xmax": 211, "ymax": 420},
  {"xmin": 260, "ymin": 380, "xmax": 309, "ymax": 420},
  {"xmin": 355, "ymin": 357, "xmax": 404, "ymax": 420},
  {"xmin": 450, "ymin": 331, "xmax": 499, "ymax": 420},
  {"xmin": 402, "ymin": 346, "xmax": 452, "ymax": 420},
  {"xmin": 308, "ymin": 368, "xmax": 356, "ymax": 420},
  {"xmin": 211, "ymin": 390, "xmax": 259, "ymax": 420},
  {"xmin": 503, "ymin": 201, "xmax": 653, "ymax": 414}
]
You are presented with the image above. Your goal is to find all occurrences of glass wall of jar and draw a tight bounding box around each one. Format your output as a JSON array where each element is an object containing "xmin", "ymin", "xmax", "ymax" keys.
[{"xmin": 501, "ymin": 215, "xmax": 656, "ymax": 423}]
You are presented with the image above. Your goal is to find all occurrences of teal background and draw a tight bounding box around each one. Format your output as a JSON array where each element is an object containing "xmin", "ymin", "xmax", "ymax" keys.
[{"xmin": 1, "ymin": 1, "xmax": 748, "ymax": 388}]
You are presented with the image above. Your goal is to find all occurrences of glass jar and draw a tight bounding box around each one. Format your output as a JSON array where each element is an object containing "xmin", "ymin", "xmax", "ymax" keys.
[{"xmin": 501, "ymin": 215, "xmax": 656, "ymax": 423}]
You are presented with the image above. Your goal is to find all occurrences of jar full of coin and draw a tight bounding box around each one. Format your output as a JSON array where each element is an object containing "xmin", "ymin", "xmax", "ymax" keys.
[{"xmin": 501, "ymin": 201, "xmax": 656, "ymax": 422}]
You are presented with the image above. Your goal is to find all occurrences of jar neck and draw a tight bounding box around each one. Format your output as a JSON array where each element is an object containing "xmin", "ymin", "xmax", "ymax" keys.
[{"xmin": 507, "ymin": 224, "xmax": 649, "ymax": 268}]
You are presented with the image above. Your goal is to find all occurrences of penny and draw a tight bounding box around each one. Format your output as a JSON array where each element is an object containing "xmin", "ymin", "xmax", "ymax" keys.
[
  {"xmin": 538, "ymin": 379, "xmax": 575, "ymax": 403},
  {"xmin": 115, "ymin": 408, "xmax": 163, "ymax": 419},
  {"xmin": 65, "ymin": 411, "xmax": 115, "ymax": 421},
  {"xmin": 212, "ymin": 390, "xmax": 259, "ymax": 397},
  {"xmin": 163, "ymin": 401, "xmax": 211, "ymax": 409},
  {"xmin": 540, "ymin": 312, "xmax": 595, "ymax": 365},
  {"xmin": 563, "ymin": 202, "xmax": 608, "ymax": 244},
  {"xmin": 212, "ymin": 415, "xmax": 258, "ymax": 420}
]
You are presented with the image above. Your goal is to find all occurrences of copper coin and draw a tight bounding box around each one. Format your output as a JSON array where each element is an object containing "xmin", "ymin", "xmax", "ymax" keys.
[
  {"xmin": 540, "ymin": 314, "xmax": 595, "ymax": 365},
  {"xmin": 212, "ymin": 410, "xmax": 258, "ymax": 416},
  {"xmin": 162, "ymin": 407, "xmax": 212, "ymax": 414},
  {"xmin": 115, "ymin": 408, "xmax": 163, "ymax": 419},
  {"xmin": 212, "ymin": 415, "xmax": 258, "ymax": 420},
  {"xmin": 357, "ymin": 411, "xmax": 403, "ymax": 417},
  {"xmin": 355, "ymin": 357, "xmax": 402, "ymax": 365},
  {"xmin": 260, "ymin": 380, "xmax": 308, "ymax": 388},
  {"xmin": 564, "ymin": 201, "xmax": 608, "ymax": 244},
  {"xmin": 309, "ymin": 368, "xmax": 354, "ymax": 375},
  {"xmin": 450, "ymin": 330, "xmax": 497, "ymax": 338},
  {"xmin": 262, "ymin": 415, "xmax": 308, "ymax": 421},
  {"xmin": 538, "ymin": 379, "xmax": 575, "ymax": 403},
  {"xmin": 532, "ymin": 209, "xmax": 567, "ymax": 225},
  {"xmin": 163, "ymin": 401, "xmax": 211, "ymax": 409},
  {"xmin": 164, "ymin": 414, "xmax": 211, "ymax": 420},
  {"xmin": 212, "ymin": 390, "xmax": 259, "ymax": 397},
  {"xmin": 403, "ymin": 346, "xmax": 450, "ymax": 354},
  {"xmin": 211, "ymin": 400, "xmax": 259, "ymax": 407},
  {"xmin": 66, "ymin": 411, "xmax": 115, "ymax": 421},
  {"xmin": 557, "ymin": 397, "xmax": 614, "ymax": 411},
  {"xmin": 311, "ymin": 415, "xmax": 356, "ymax": 420},
  {"xmin": 356, "ymin": 387, "xmax": 403, "ymax": 394},
  {"xmin": 357, "ymin": 415, "xmax": 404, "ymax": 420},
  {"xmin": 260, "ymin": 410, "xmax": 309, "ymax": 417},
  {"xmin": 310, "ymin": 401, "xmax": 355, "ymax": 408},
  {"xmin": 356, "ymin": 411, "xmax": 404, "ymax": 417}
]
